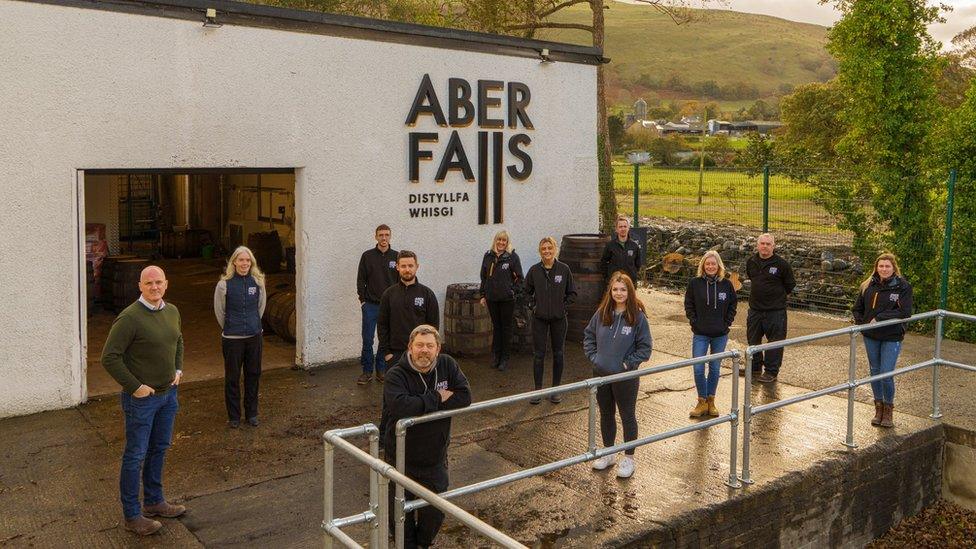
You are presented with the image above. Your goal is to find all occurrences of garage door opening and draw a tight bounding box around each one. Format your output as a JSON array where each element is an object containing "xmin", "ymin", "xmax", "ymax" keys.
[{"xmin": 81, "ymin": 170, "xmax": 299, "ymax": 397}]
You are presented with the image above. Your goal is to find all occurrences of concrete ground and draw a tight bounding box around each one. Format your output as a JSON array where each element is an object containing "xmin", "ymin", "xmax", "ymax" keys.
[{"xmin": 2, "ymin": 288, "xmax": 974, "ymax": 547}]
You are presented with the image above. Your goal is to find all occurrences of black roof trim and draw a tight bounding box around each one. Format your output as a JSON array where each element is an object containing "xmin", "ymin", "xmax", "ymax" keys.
[
  {"xmin": 83, "ymin": 167, "xmax": 296, "ymax": 175},
  {"xmin": 19, "ymin": 0, "xmax": 606, "ymax": 65}
]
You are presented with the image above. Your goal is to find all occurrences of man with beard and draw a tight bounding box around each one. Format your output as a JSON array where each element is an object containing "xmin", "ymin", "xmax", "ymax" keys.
[{"xmin": 383, "ymin": 325, "xmax": 471, "ymax": 549}]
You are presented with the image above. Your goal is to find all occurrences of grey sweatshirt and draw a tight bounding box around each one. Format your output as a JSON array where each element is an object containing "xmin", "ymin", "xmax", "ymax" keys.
[{"xmin": 582, "ymin": 310, "xmax": 653, "ymax": 376}]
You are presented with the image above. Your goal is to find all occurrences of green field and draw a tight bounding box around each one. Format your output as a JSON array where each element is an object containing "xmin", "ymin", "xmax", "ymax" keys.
[{"xmin": 612, "ymin": 165, "xmax": 844, "ymax": 234}]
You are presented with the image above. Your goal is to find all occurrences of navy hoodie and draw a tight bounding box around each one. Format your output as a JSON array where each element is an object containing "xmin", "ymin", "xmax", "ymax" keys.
[
  {"xmin": 382, "ymin": 353, "xmax": 472, "ymax": 468},
  {"xmin": 582, "ymin": 310, "xmax": 653, "ymax": 376},
  {"xmin": 684, "ymin": 275, "xmax": 737, "ymax": 337},
  {"xmin": 853, "ymin": 274, "xmax": 913, "ymax": 342}
]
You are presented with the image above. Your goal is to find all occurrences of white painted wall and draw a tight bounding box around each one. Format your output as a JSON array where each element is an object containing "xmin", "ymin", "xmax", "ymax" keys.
[{"xmin": 0, "ymin": 0, "xmax": 598, "ymax": 417}]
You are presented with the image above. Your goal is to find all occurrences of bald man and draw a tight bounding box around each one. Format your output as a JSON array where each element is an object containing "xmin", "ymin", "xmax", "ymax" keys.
[
  {"xmin": 101, "ymin": 266, "xmax": 186, "ymax": 536},
  {"xmin": 744, "ymin": 233, "xmax": 795, "ymax": 383}
]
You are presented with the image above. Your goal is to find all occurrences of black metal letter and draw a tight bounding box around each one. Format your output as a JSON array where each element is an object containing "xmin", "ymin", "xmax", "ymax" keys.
[
  {"xmin": 477, "ymin": 80, "xmax": 504, "ymax": 128},
  {"xmin": 448, "ymin": 78, "xmax": 474, "ymax": 127},
  {"xmin": 435, "ymin": 131, "xmax": 475, "ymax": 182},
  {"xmin": 405, "ymin": 74, "xmax": 447, "ymax": 126},
  {"xmin": 478, "ymin": 131, "xmax": 488, "ymax": 225},
  {"xmin": 493, "ymin": 131, "xmax": 503, "ymax": 223},
  {"xmin": 408, "ymin": 132, "xmax": 438, "ymax": 181},
  {"xmin": 507, "ymin": 82, "xmax": 533, "ymax": 129},
  {"xmin": 506, "ymin": 134, "xmax": 532, "ymax": 180}
]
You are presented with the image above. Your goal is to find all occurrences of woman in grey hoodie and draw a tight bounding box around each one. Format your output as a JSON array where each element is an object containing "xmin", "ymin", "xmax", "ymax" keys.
[{"xmin": 583, "ymin": 272, "xmax": 653, "ymax": 478}]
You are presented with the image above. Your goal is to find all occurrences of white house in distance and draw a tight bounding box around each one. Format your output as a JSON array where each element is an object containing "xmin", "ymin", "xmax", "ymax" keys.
[{"xmin": 0, "ymin": 0, "xmax": 601, "ymax": 418}]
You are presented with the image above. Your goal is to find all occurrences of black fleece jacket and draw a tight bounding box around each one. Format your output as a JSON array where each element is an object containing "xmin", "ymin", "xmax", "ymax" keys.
[
  {"xmin": 745, "ymin": 253, "xmax": 796, "ymax": 311},
  {"xmin": 601, "ymin": 238, "xmax": 642, "ymax": 283},
  {"xmin": 524, "ymin": 260, "xmax": 576, "ymax": 320},
  {"xmin": 479, "ymin": 250, "xmax": 524, "ymax": 302},
  {"xmin": 382, "ymin": 353, "xmax": 472, "ymax": 468},
  {"xmin": 377, "ymin": 279, "xmax": 439, "ymax": 357},
  {"xmin": 357, "ymin": 246, "xmax": 398, "ymax": 304},
  {"xmin": 684, "ymin": 275, "xmax": 738, "ymax": 337},
  {"xmin": 853, "ymin": 274, "xmax": 913, "ymax": 341}
]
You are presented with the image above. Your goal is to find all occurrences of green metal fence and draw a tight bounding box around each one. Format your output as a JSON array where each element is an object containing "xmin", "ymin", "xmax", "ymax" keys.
[{"xmin": 615, "ymin": 164, "xmax": 956, "ymax": 316}]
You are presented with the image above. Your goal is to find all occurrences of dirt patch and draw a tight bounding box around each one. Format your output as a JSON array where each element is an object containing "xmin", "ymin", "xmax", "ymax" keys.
[
  {"xmin": 279, "ymin": 406, "xmax": 375, "ymax": 439},
  {"xmin": 867, "ymin": 500, "xmax": 976, "ymax": 548}
]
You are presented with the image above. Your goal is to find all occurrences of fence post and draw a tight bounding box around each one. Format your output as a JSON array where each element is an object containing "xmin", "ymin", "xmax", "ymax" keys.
[
  {"xmin": 633, "ymin": 164, "xmax": 640, "ymax": 228},
  {"xmin": 588, "ymin": 385, "xmax": 598, "ymax": 454},
  {"xmin": 843, "ymin": 331, "xmax": 858, "ymax": 449},
  {"xmin": 762, "ymin": 166, "xmax": 770, "ymax": 233},
  {"xmin": 368, "ymin": 429, "xmax": 380, "ymax": 549},
  {"xmin": 932, "ymin": 313, "xmax": 944, "ymax": 420},
  {"xmin": 939, "ymin": 169, "xmax": 957, "ymax": 309},
  {"xmin": 395, "ymin": 425, "xmax": 407, "ymax": 549},
  {"xmin": 726, "ymin": 352, "xmax": 742, "ymax": 489},
  {"xmin": 323, "ymin": 437, "xmax": 334, "ymax": 549},
  {"xmin": 740, "ymin": 350, "xmax": 754, "ymax": 484}
]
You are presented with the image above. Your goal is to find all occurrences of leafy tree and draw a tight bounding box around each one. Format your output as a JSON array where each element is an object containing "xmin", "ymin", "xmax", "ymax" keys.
[
  {"xmin": 608, "ymin": 113, "xmax": 626, "ymax": 153},
  {"xmin": 734, "ymin": 132, "xmax": 773, "ymax": 174}
]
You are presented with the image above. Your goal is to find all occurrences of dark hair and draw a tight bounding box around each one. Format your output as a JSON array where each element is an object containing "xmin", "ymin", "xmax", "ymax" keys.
[
  {"xmin": 397, "ymin": 250, "xmax": 418, "ymax": 264},
  {"xmin": 375, "ymin": 224, "xmax": 391, "ymax": 234},
  {"xmin": 597, "ymin": 271, "xmax": 646, "ymax": 326}
]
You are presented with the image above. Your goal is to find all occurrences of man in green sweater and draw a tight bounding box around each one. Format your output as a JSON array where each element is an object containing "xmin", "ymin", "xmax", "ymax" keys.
[{"xmin": 101, "ymin": 265, "xmax": 186, "ymax": 536}]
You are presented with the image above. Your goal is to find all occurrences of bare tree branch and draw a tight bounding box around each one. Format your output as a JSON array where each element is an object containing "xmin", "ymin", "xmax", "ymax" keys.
[
  {"xmin": 538, "ymin": 0, "xmax": 591, "ymax": 19},
  {"xmin": 503, "ymin": 21, "xmax": 595, "ymax": 32}
]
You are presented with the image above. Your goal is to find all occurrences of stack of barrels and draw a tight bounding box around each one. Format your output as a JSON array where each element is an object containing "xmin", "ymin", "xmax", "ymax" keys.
[
  {"xmin": 560, "ymin": 234, "xmax": 610, "ymax": 343},
  {"xmin": 264, "ymin": 290, "xmax": 296, "ymax": 342},
  {"xmin": 443, "ymin": 283, "xmax": 492, "ymax": 357},
  {"xmin": 112, "ymin": 258, "xmax": 149, "ymax": 312},
  {"xmin": 247, "ymin": 231, "xmax": 283, "ymax": 274}
]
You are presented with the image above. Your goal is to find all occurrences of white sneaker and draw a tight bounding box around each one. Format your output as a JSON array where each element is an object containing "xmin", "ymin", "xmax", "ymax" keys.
[
  {"xmin": 591, "ymin": 453, "xmax": 617, "ymax": 471},
  {"xmin": 616, "ymin": 456, "xmax": 635, "ymax": 478}
]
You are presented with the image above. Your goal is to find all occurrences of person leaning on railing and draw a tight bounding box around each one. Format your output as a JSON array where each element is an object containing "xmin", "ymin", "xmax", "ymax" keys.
[
  {"xmin": 583, "ymin": 271, "xmax": 653, "ymax": 479},
  {"xmin": 684, "ymin": 251, "xmax": 737, "ymax": 419},
  {"xmin": 852, "ymin": 253, "xmax": 914, "ymax": 428}
]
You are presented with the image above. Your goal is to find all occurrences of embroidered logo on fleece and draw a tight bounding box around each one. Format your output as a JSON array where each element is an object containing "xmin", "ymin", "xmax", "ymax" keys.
[
  {"xmin": 627, "ymin": 250, "xmax": 634, "ymax": 256},
  {"xmin": 414, "ymin": 297, "xmax": 425, "ymax": 307},
  {"xmin": 436, "ymin": 380, "xmax": 449, "ymax": 391},
  {"xmin": 248, "ymin": 287, "xmax": 257, "ymax": 295},
  {"xmin": 554, "ymin": 275, "xmax": 563, "ymax": 283},
  {"xmin": 621, "ymin": 326, "xmax": 632, "ymax": 335},
  {"xmin": 501, "ymin": 263, "xmax": 510, "ymax": 270},
  {"xmin": 389, "ymin": 261, "xmax": 396, "ymax": 268},
  {"xmin": 889, "ymin": 293, "xmax": 900, "ymax": 302},
  {"xmin": 718, "ymin": 292, "xmax": 727, "ymax": 301},
  {"xmin": 769, "ymin": 267, "xmax": 778, "ymax": 275}
]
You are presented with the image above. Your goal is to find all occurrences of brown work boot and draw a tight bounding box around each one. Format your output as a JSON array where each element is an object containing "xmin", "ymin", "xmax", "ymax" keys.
[
  {"xmin": 871, "ymin": 400, "xmax": 883, "ymax": 426},
  {"xmin": 706, "ymin": 396, "xmax": 720, "ymax": 417},
  {"xmin": 143, "ymin": 501, "xmax": 186, "ymax": 518},
  {"xmin": 124, "ymin": 515, "xmax": 162, "ymax": 536},
  {"xmin": 375, "ymin": 371, "xmax": 385, "ymax": 383},
  {"xmin": 880, "ymin": 404, "xmax": 894, "ymax": 428},
  {"xmin": 690, "ymin": 397, "xmax": 709, "ymax": 418},
  {"xmin": 356, "ymin": 373, "xmax": 372, "ymax": 385}
]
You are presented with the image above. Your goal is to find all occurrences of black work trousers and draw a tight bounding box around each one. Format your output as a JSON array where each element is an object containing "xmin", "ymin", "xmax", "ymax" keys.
[
  {"xmin": 531, "ymin": 316, "xmax": 567, "ymax": 389},
  {"xmin": 746, "ymin": 308, "xmax": 788, "ymax": 376},
  {"xmin": 487, "ymin": 299, "xmax": 515, "ymax": 361},
  {"xmin": 596, "ymin": 378, "xmax": 640, "ymax": 456},
  {"xmin": 386, "ymin": 461, "xmax": 449, "ymax": 549},
  {"xmin": 222, "ymin": 335, "xmax": 263, "ymax": 422}
]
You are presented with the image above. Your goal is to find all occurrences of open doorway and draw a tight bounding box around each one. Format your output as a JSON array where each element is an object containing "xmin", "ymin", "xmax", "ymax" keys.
[{"xmin": 81, "ymin": 170, "xmax": 299, "ymax": 397}]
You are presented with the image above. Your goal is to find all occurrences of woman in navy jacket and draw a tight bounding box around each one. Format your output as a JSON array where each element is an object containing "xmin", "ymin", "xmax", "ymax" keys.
[
  {"xmin": 479, "ymin": 230, "xmax": 523, "ymax": 372},
  {"xmin": 583, "ymin": 272, "xmax": 652, "ymax": 479},
  {"xmin": 853, "ymin": 253, "xmax": 913, "ymax": 428},
  {"xmin": 684, "ymin": 251, "xmax": 737, "ymax": 418},
  {"xmin": 214, "ymin": 246, "xmax": 267, "ymax": 428}
]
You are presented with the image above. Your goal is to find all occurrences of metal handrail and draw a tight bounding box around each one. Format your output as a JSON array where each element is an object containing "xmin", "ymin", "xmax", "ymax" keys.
[{"xmin": 739, "ymin": 309, "xmax": 976, "ymax": 484}]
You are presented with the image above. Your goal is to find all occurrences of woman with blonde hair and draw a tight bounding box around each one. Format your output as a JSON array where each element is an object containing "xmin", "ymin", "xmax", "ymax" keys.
[
  {"xmin": 214, "ymin": 246, "xmax": 267, "ymax": 428},
  {"xmin": 853, "ymin": 252, "xmax": 913, "ymax": 428},
  {"xmin": 524, "ymin": 237, "xmax": 577, "ymax": 404},
  {"xmin": 684, "ymin": 250, "xmax": 737, "ymax": 418},
  {"xmin": 479, "ymin": 230, "xmax": 523, "ymax": 371},
  {"xmin": 583, "ymin": 272, "xmax": 652, "ymax": 478}
]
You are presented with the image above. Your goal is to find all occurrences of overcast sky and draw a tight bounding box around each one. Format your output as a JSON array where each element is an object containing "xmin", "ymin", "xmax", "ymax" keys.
[{"xmin": 619, "ymin": 0, "xmax": 976, "ymax": 47}]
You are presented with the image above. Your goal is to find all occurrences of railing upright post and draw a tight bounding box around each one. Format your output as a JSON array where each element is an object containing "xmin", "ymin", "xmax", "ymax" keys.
[
  {"xmin": 376, "ymin": 464, "xmax": 389, "ymax": 547},
  {"xmin": 588, "ymin": 385, "xmax": 598, "ymax": 454},
  {"xmin": 323, "ymin": 437, "xmax": 334, "ymax": 549},
  {"xmin": 740, "ymin": 350, "xmax": 754, "ymax": 484},
  {"xmin": 726, "ymin": 352, "xmax": 742, "ymax": 489},
  {"xmin": 395, "ymin": 423, "xmax": 407, "ymax": 549},
  {"xmin": 931, "ymin": 314, "xmax": 944, "ymax": 419},
  {"xmin": 843, "ymin": 331, "xmax": 858, "ymax": 449},
  {"xmin": 368, "ymin": 429, "xmax": 380, "ymax": 549}
]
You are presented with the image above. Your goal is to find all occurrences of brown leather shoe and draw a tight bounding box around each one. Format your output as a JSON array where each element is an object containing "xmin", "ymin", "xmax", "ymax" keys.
[
  {"xmin": 880, "ymin": 403, "xmax": 894, "ymax": 428},
  {"xmin": 124, "ymin": 515, "xmax": 162, "ymax": 536},
  {"xmin": 356, "ymin": 373, "xmax": 372, "ymax": 385},
  {"xmin": 871, "ymin": 400, "xmax": 883, "ymax": 426},
  {"xmin": 143, "ymin": 501, "xmax": 186, "ymax": 518},
  {"xmin": 375, "ymin": 371, "xmax": 385, "ymax": 383}
]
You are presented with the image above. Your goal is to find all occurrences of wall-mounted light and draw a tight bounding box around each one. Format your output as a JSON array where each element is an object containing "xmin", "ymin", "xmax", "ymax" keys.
[
  {"xmin": 203, "ymin": 8, "xmax": 221, "ymax": 28},
  {"xmin": 539, "ymin": 48, "xmax": 553, "ymax": 64}
]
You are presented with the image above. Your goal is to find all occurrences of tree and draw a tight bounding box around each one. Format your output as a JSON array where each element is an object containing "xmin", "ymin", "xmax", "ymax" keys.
[
  {"xmin": 827, "ymin": 0, "xmax": 945, "ymax": 311},
  {"xmin": 734, "ymin": 132, "xmax": 773, "ymax": 174},
  {"xmin": 608, "ymin": 113, "xmax": 626, "ymax": 153}
]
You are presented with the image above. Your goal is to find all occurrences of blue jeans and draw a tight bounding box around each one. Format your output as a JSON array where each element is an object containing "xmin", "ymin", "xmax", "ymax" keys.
[
  {"xmin": 360, "ymin": 302, "xmax": 386, "ymax": 374},
  {"xmin": 119, "ymin": 388, "xmax": 179, "ymax": 519},
  {"xmin": 863, "ymin": 337, "xmax": 900, "ymax": 404},
  {"xmin": 692, "ymin": 334, "xmax": 728, "ymax": 398}
]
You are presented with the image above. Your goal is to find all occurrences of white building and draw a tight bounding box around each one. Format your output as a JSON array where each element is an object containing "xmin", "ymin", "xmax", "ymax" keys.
[{"xmin": 0, "ymin": 0, "xmax": 600, "ymax": 418}]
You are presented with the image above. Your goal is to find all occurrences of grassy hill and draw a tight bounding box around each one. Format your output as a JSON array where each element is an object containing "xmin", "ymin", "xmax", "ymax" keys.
[{"xmin": 534, "ymin": 3, "xmax": 836, "ymax": 109}]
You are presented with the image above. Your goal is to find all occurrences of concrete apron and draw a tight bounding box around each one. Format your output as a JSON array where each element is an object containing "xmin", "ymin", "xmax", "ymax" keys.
[{"xmin": 0, "ymin": 288, "xmax": 973, "ymax": 547}]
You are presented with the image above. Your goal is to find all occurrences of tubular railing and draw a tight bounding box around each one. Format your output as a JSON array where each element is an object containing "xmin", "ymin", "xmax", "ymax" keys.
[{"xmin": 739, "ymin": 309, "xmax": 976, "ymax": 484}]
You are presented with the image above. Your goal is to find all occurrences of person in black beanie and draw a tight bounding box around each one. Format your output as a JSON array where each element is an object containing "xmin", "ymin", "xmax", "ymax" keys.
[
  {"xmin": 744, "ymin": 233, "xmax": 795, "ymax": 383},
  {"xmin": 479, "ymin": 230, "xmax": 523, "ymax": 371},
  {"xmin": 684, "ymin": 251, "xmax": 737, "ymax": 418},
  {"xmin": 524, "ymin": 236, "xmax": 577, "ymax": 404}
]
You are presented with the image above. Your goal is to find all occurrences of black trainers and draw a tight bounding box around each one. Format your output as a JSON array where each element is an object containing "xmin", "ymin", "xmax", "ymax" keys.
[
  {"xmin": 247, "ymin": 417, "xmax": 259, "ymax": 427},
  {"xmin": 756, "ymin": 373, "xmax": 778, "ymax": 384},
  {"xmin": 497, "ymin": 360, "xmax": 508, "ymax": 372},
  {"xmin": 228, "ymin": 420, "xmax": 240, "ymax": 429},
  {"xmin": 529, "ymin": 396, "xmax": 542, "ymax": 405},
  {"xmin": 549, "ymin": 394, "xmax": 562, "ymax": 404}
]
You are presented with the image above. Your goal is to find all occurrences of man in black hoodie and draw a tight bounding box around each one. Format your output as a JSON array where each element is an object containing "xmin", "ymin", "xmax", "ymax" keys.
[
  {"xmin": 744, "ymin": 233, "xmax": 796, "ymax": 383},
  {"xmin": 601, "ymin": 216, "xmax": 642, "ymax": 285},
  {"xmin": 356, "ymin": 224, "xmax": 398, "ymax": 385},
  {"xmin": 383, "ymin": 325, "xmax": 471, "ymax": 549}
]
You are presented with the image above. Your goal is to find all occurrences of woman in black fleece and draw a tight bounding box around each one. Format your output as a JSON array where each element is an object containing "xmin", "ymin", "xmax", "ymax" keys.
[
  {"xmin": 479, "ymin": 230, "xmax": 523, "ymax": 371},
  {"xmin": 684, "ymin": 251, "xmax": 737, "ymax": 418}
]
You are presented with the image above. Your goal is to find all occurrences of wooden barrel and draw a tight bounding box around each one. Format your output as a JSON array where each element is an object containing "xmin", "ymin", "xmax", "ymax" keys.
[
  {"xmin": 99, "ymin": 254, "xmax": 138, "ymax": 304},
  {"xmin": 265, "ymin": 290, "xmax": 296, "ymax": 342},
  {"xmin": 247, "ymin": 231, "xmax": 283, "ymax": 274},
  {"xmin": 560, "ymin": 234, "xmax": 611, "ymax": 343},
  {"xmin": 112, "ymin": 259, "xmax": 149, "ymax": 311},
  {"xmin": 443, "ymin": 283, "xmax": 492, "ymax": 357}
]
